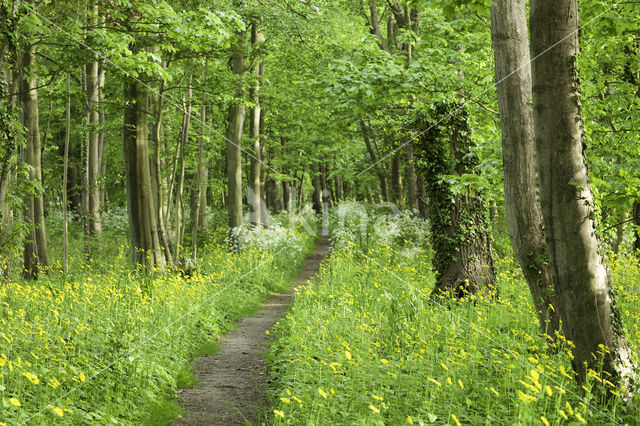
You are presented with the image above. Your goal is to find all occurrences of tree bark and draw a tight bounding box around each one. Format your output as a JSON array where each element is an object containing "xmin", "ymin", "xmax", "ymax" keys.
[
  {"xmin": 123, "ymin": 77, "xmax": 165, "ymax": 269},
  {"xmin": 414, "ymin": 102, "xmax": 495, "ymax": 298},
  {"xmin": 173, "ymin": 77, "xmax": 192, "ymax": 263},
  {"xmin": 360, "ymin": 119, "xmax": 389, "ymax": 201},
  {"xmin": 490, "ymin": 0, "xmax": 560, "ymax": 340},
  {"xmin": 531, "ymin": 0, "xmax": 637, "ymax": 394},
  {"xmin": 86, "ymin": 3, "xmax": 102, "ymax": 235},
  {"xmin": 391, "ymin": 151, "xmax": 403, "ymax": 209},
  {"xmin": 63, "ymin": 73, "xmax": 71, "ymax": 274},
  {"xmin": 311, "ymin": 163, "xmax": 322, "ymax": 214},
  {"xmin": 404, "ymin": 144, "xmax": 418, "ymax": 210},
  {"xmin": 21, "ymin": 47, "xmax": 49, "ymax": 278},
  {"xmin": 226, "ymin": 30, "xmax": 246, "ymax": 236},
  {"xmin": 249, "ymin": 24, "xmax": 265, "ymax": 226}
]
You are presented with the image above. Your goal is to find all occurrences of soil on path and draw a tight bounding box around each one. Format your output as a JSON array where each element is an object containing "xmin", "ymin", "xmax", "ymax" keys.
[{"xmin": 175, "ymin": 236, "xmax": 331, "ymax": 425}]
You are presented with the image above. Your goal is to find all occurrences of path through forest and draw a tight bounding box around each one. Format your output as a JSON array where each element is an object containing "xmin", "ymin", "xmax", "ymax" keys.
[{"xmin": 175, "ymin": 236, "xmax": 331, "ymax": 425}]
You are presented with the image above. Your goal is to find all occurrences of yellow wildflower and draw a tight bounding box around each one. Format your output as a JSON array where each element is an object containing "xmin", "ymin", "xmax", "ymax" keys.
[
  {"xmin": 368, "ymin": 404, "xmax": 380, "ymax": 414},
  {"xmin": 451, "ymin": 413, "xmax": 462, "ymax": 426},
  {"xmin": 9, "ymin": 397, "xmax": 21, "ymax": 407},
  {"xmin": 273, "ymin": 409, "xmax": 285, "ymax": 418},
  {"xmin": 318, "ymin": 388, "xmax": 327, "ymax": 399}
]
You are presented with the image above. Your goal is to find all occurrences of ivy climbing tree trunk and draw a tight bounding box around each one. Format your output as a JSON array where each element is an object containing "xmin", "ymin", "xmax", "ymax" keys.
[
  {"xmin": 531, "ymin": 0, "xmax": 637, "ymax": 395},
  {"xmin": 413, "ymin": 102, "xmax": 495, "ymax": 298},
  {"xmin": 490, "ymin": 0, "xmax": 560, "ymax": 340}
]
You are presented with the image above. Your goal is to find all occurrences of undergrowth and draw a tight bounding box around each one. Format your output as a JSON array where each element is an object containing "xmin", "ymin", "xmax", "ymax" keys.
[
  {"xmin": 266, "ymin": 205, "xmax": 640, "ymax": 425},
  {"xmin": 0, "ymin": 208, "xmax": 316, "ymax": 425}
]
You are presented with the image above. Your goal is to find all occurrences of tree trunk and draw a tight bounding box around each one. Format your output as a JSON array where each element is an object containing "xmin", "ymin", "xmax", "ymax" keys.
[
  {"xmin": 360, "ymin": 119, "xmax": 389, "ymax": 201},
  {"xmin": 63, "ymin": 73, "xmax": 71, "ymax": 274},
  {"xmin": 192, "ymin": 96, "xmax": 206, "ymax": 259},
  {"xmin": 490, "ymin": 0, "xmax": 560, "ymax": 340},
  {"xmin": 123, "ymin": 77, "xmax": 165, "ymax": 270},
  {"xmin": 311, "ymin": 163, "xmax": 322, "ymax": 214},
  {"xmin": 86, "ymin": 3, "xmax": 102, "ymax": 235},
  {"xmin": 249, "ymin": 25, "xmax": 265, "ymax": 226},
  {"xmin": 226, "ymin": 31, "xmax": 246, "ymax": 236},
  {"xmin": 21, "ymin": 47, "xmax": 49, "ymax": 278},
  {"xmin": 414, "ymin": 102, "xmax": 495, "ymax": 298},
  {"xmin": 404, "ymin": 144, "xmax": 418, "ymax": 210},
  {"xmin": 633, "ymin": 201, "xmax": 640, "ymax": 253},
  {"xmin": 531, "ymin": 0, "xmax": 637, "ymax": 395},
  {"xmin": 391, "ymin": 151, "xmax": 403, "ymax": 209},
  {"xmin": 173, "ymin": 77, "xmax": 192, "ymax": 263}
]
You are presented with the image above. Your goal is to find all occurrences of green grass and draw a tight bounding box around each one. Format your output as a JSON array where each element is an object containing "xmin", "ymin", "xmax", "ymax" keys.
[
  {"xmin": 266, "ymin": 239, "xmax": 640, "ymax": 425},
  {"xmin": 0, "ymin": 209, "xmax": 316, "ymax": 425}
]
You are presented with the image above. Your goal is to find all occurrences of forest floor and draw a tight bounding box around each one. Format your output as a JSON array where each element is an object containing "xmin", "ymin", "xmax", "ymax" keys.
[{"xmin": 174, "ymin": 236, "xmax": 331, "ymax": 425}]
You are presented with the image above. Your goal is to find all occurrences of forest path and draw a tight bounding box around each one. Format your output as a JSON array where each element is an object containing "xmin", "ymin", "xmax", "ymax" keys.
[{"xmin": 174, "ymin": 236, "xmax": 331, "ymax": 425}]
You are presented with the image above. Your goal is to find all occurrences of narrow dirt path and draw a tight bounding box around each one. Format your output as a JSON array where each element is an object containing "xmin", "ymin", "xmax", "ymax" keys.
[{"xmin": 175, "ymin": 236, "xmax": 330, "ymax": 425}]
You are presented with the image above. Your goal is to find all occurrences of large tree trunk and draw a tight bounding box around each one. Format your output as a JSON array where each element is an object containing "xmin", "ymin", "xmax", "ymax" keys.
[
  {"xmin": 123, "ymin": 78, "xmax": 165, "ymax": 269},
  {"xmin": 414, "ymin": 102, "xmax": 495, "ymax": 298},
  {"xmin": 226, "ymin": 32, "xmax": 246, "ymax": 236},
  {"xmin": 531, "ymin": 0, "xmax": 637, "ymax": 395},
  {"xmin": 490, "ymin": 0, "xmax": 560, "ymax": 340},
  {"xmin": 21, "ymin": 47, "xmax": 49, "ymax": 279}
]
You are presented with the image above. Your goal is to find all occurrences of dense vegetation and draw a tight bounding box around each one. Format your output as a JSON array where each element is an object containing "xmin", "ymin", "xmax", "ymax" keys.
[{"xmin": 1, "ymin": 0, "xmax": 640, "ymax": 424}]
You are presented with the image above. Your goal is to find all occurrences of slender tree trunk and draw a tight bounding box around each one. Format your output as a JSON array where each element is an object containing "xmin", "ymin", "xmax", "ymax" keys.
[
  {"xmin": 21, "ymin": 47, "xmax": 49, "ymax": 278},
  {"xmin": 63, "ymin": 73, "xmax": 71, "ymax": 274},
  {"xmin": 311, "ymin": 163, "xmax": 322, "ymax": 214},
  {"xmin": 360, "ymin": 119, "xmax": 389, "ymax": 201},
  {"xmin": 491, "ymin": 0, "xmax": 560, "ymax": 339},
  {"xmin": 226, "ymin": 31, "xmax": 246, "ymax": 235},
  {"xmin": 151, "ymin": 72, "xmax": 173, "ymax": 264},
  {"xmin": 613, "ymin": 211, "xmax": 627, "ymax": 255},
  {"xmin": 404, "ymin": 144, "xmax": 418, "ymax": 210},
  {"xmin": 86, "ymin": 3, "xmax": 102, "ymax": 235},
  {"xmin": 281, "ymin": 137, "xmax": 291, "ymax": 212},
  {"xmin": 174, "ymin": 78, "xmax": 192, "ymax": 263},
  {"xmin": 391, "ymin": 152, "xmax": 403, "ymax": 209},
  {"xmin": 249, "ymin": 25, "xmax": 264, "ymax": 226},
  {"xmin": 192, "ymin": 91, "xmax": 206, "ymax": 259},
  {"xmin": 531, "ymin": 0, "xmax": 637, "ymax": 394}
]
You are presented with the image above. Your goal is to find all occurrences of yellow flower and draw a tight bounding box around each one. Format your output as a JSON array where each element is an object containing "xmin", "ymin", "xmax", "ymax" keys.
[
  {"xmin": 318, "ymin": 388, "xmax": 327, "ymax": 399},
  {"xmin": 9, "ymin": 397, "xmax": 21, "ymax": 407},
  {"xmin": 575, "ymin": 413, "xmax": 587, "ymax": 424},
  {"xmin": 541, "ymin": 416, "xmax": 550, "ymax": 426},
  {"xmin": 280, "ymin": 397, "xmax": 290, "ymax": 404},
  {"xmin": 49, "ymin": 405, "xmax": 64, "ymax": 417},
  {"xmin": 344, "ymin": 350, "xmax": 352, "ymax": 360},
  {"xmin": 22, "ymin": 371, "xmax": 40, "ymax": 385},
  {"xmin": 273, "ymin": 409, "xmax": 285, "ymax": 418},
  {"xmin": 407, "ymin": 416, "xmax": 414, "ymax": 424},
  {"xmin": 489, "ymin": 387, "xmax": 499, "ymax": 396},
  {"xmin": 372, "ymin": 395, "xmax": 383, "ymax": 401},
  {"xmin": 368, "ymin": 404, "xmax": 380, "ymax": 414},
  {"xmin": 451, "ymin": 413, "xmax": 462, "ymax": 426},
  {"xmin": 458, "ymin": 379, "xmax": 464, "ymax": 389}
]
